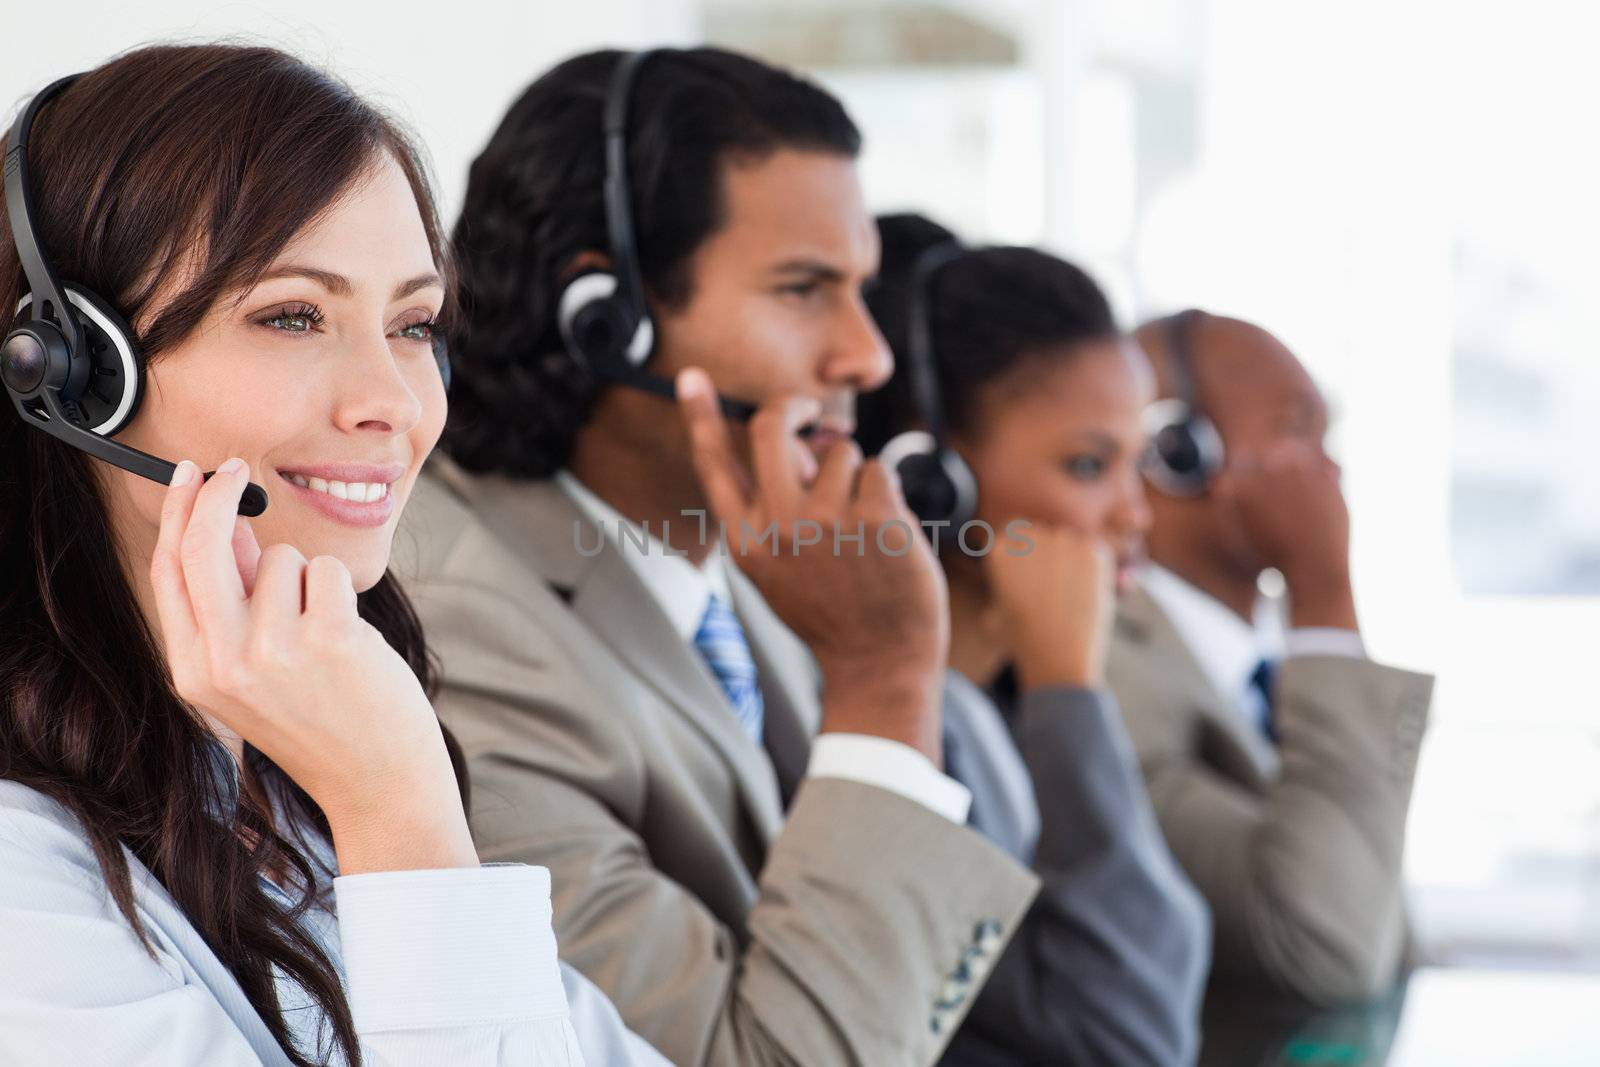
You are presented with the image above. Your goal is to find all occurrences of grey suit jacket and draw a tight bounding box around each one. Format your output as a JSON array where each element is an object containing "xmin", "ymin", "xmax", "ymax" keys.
[
  {"xmin": 1106, "ymin": 584, "xmax": 1433, "ymax": 1004},
  {"xmin": 394, "ymin": 458, "xmax": 1040, "ymax": 1067},
  {"xmin": 935, "ymin": 675, "xmax": 1210, "ymax": 1067}
]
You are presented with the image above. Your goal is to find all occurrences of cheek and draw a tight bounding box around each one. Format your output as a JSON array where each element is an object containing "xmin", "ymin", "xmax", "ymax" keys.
[
  {"xmin": 125, "ymin": 358, "xmax": 307, "ymax": 473},
  {"xmin": 971, "ymin": 453, "xmax": 1106, "ymax": 533},
  {"xmin": 414, "ymin": 370, "xmax": 448, "ymax": 455},
  {"xmin": 656, "ymin": 295, "xmax": 816, "ymax": 397}
]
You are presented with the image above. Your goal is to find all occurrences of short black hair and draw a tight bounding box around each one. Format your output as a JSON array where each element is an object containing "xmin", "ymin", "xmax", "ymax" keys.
[
  {"xmin": 443, "ymin": 47, "xmax": 862, "ymax": 478},
  {"xmin": 856, "ymin": 212, "xmax": 1119, "ymax": 455}
]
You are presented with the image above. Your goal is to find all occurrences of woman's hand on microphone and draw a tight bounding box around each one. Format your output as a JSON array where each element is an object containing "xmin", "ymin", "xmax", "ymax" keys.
[{"xmin": 148, "ymin": 458, "xmax": 477, "ymax": 875}]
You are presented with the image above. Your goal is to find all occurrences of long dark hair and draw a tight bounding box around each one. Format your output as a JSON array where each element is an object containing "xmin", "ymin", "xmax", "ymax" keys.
[
  {"xmin": 0, "ymin": 45, "xmax": 464, "ymax": 1067},
  {"xmin": 444, "ymin": 46, "xmax": 862, "ymax": 478},
  {"xmin": 856, "ymin": 212, "xmax": 1119, "ymax": 455}
]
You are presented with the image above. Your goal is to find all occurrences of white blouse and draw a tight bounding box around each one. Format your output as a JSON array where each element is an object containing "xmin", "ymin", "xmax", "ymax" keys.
[{"xmin": 0, "ymin": 772, "xmax": 669, "ymax": 1066}]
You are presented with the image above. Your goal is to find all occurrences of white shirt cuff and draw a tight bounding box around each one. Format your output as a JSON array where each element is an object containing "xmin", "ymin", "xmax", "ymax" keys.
[
  {"xmin": 807, "ymin": 733, "xmax": 973, "ymax": 824},
  {"xmin": 1284, "ymin": 627, "xmax": 1367, "ymax": 660},
  {"xmin": 334, "ymin": 863, "xmax": 570, "ymax": 1032}
]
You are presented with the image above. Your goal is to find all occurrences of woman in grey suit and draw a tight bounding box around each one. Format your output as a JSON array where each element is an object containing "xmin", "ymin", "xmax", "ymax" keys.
[
  {"xmin": 857, "ymin": 215, "xmax": 1211, "ymax": 1066},
  {"xmin": 0, "ymin": 44, "xmax": 664, "ymax": 1067}
]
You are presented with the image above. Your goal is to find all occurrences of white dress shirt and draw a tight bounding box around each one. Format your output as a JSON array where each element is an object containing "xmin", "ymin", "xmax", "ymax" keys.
[
  {"xmin": 1139, "ymin": 564, "xmax": 1366, "ymax": 731},
  {"xmin": 557, "ymin": 471, "xmax": 972, "ymax": 824},
  {"xmin": 0, "ymin": 767, "xmax": 670, "ymax": 1067}
]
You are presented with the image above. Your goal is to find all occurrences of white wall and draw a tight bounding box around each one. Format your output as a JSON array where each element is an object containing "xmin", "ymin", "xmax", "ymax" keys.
[{"xmin": 1, "ymin": 0, "xmax": 701, "ymax": 224}]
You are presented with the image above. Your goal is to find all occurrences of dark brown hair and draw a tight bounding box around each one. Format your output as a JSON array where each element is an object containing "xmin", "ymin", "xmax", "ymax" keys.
[
  {"xmin": 0, "ymin": 44, "xmax": 462, "ymax": 1067},
  {"xmin": 856, "ymin": 212, "xmax": 1119, "ymax": 456},
  {"xmin": 444, "ymin": 47, "xmax": 861, "ymax": 478}
]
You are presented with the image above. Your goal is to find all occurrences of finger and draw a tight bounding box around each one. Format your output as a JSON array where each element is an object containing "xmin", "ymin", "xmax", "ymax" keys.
[
  {"xmin": 303, "ymin": 554, "xmax": 359, "ymax": 623},
  {"xmin": 179, "ymin": 457, "xmax": 253, "ymax": 641},
  {"xmin": 855, "ymin": 457, "xmax": 911, "ymax": 522},
  {"xmin": 249, "ymin": 543, "xmax": 309, "ymax": 634},
  {"xmin": 232, "ymin": 516, "xmax": 263, "ymax": 598},
  {"xmin": 149, "ymin": 460, "xmax": 204, "ymax": 652},
  {"xmin": 809, "ymin": 437, "xmax": 863, "ymax": 512},
  {"xmin": 749, "ymin": 395, "xmax": 822, "ymax": 521},
  {"xmin": 676, "ymin": 368, "xmax": 754, "ymax": 525}
]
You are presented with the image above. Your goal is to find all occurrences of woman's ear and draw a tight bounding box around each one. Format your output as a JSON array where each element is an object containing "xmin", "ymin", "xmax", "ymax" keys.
[{"xmin": 557, "ymin": 250, "xmax": 614, "ymax": 286}]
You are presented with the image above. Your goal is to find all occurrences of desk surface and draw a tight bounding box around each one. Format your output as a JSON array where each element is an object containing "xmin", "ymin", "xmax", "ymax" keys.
[{"xmin": 1199, "ymin": 967, "xmax": 1600, "ymax": 1066}]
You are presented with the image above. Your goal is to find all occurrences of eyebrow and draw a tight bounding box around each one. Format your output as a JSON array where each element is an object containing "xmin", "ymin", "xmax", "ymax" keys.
[
  {"xmin": 766, "ymin": 259, "xmax": 848, "ymax": 284},
  {"xmin": 1063, "ymin": 430, "xmax": 1126, "ymax": 454},
  {"xmin": 257, "ymin": 264, "xmax": 443, "ymax": 301}
]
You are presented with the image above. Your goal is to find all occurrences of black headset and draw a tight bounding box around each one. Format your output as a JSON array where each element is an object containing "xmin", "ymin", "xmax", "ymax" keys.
[
  {"xmin": 1141, "ymin": 308, "xmax": 1224, "ymax": 497},
  {"xmin": 877, "ymin": 239, "xmax": 978, "ymax": 528},
  {"xmin": 2, "ymin": 76, "xmax": 454, "ymax": 518},
  {"xmin": 555, "ymin": 49, "xmax": 756, "ymax": 421}
]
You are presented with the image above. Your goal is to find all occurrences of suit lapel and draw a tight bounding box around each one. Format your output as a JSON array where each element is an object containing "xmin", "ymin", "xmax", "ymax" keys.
[
  {"xmin": 440, "ymin": 458, "xmax": 788, "ymax": 844},
  {"xmin": 1120, "ymin": 584, "xmax": 1280, "ymax": 785}
]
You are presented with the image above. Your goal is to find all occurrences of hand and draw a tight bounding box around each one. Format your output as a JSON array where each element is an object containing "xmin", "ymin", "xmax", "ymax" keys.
[
  {"xmin": 1215, "ymin": 440, "xmax": 1358, "ymax": 630},
  {"xmin": 149, "ymin": 458, "xmax": 477, "ymax": 874},
  {"xmin": 984, "ymin": 525, "xmax": 1114, "ymax": 690},
  {"xmin": 676, "ymin": 369, "xmax": 947, "ymax": 761}
]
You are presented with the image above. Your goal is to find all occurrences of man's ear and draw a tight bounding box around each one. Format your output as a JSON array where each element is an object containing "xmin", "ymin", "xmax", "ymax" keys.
[{"xmin": 558, "ymin": 250, "xmax": 614, "ymax": 285}]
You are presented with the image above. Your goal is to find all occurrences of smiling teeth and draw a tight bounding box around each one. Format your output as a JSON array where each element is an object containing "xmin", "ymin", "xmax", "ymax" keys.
[{"xmin": 285, "ymin": 474, "xmax": 389, "ymax": 503}]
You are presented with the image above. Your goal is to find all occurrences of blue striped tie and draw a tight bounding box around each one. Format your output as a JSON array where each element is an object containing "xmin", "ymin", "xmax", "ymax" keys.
[
  {"xmin": 1249, "ymin": 657, "xmax": 1279, "ymax": 743},
  {"xmin": 692, "ymin": 594, "xmax": 765, "ymax": 743}
]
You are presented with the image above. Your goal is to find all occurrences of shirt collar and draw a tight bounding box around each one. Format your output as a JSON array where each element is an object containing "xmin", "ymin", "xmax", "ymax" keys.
[
  {"xmin": 1138, "ymin": 564, "xmax": 1283, "ymax": 710},
  {"xmin": 556, "ymin": 470, "xmax": 730, "ymax": 641}
]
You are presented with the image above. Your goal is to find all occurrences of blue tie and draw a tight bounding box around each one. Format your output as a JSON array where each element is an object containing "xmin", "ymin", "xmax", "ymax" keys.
[
  {"xmin": 1249, "ymin": 657, "xmax": 1279, "ymax": 743},
  {"xmin": 693, "ymin": 594, "xmax": 765, "ymax": 743}
]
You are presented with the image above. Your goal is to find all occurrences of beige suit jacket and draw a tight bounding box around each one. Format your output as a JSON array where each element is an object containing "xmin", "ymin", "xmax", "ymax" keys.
[
  {"xmin": 394, "ymin": 458, "xmax": 1039, "ymax": 1067},
  {"xmin": 1106, "ymin": 584, "xmax": 1432, "ymax": 1005}
]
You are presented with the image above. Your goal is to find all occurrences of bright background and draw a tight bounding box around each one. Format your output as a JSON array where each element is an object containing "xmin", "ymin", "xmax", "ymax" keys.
[{"xmin": 7, "ymin": 0, "xmax": 1597, "ymax": 971}]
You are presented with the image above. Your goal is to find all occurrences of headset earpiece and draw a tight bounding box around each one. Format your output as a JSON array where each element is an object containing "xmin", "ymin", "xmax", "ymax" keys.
[
  {"xmin": 1141, "ymin": 398, "xmax": 1224, "ymax": 497},
  {"xmin": 10, "ymin": 285, "xmax": 143, "ymax": 436},
  {"xmin": 880, "ymin": 429, "xmax": 977, "ymax": 529},
  {"xmin": 557, "ymin": 270, "xmax": 655, "ymax": 374},
  {"xmin": 4, "ymin": 74, "xmax": 267, "ymax": 516},
  {"xmin": 431, "ymin": 331, "xmax": 451, "ymax": 392},
  {"xmin": 1140, "ymin": 308, "xmax": 1225, "ymax": 497}
]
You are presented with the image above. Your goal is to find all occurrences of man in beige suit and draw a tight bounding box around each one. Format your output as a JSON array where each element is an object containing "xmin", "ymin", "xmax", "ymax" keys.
[
  {"xmin": 395, "ymin": 48, "xmax": 1039, "ymax": 1066},
  {"xmin": 1110, "ymin": 309, "xmax": 1434, "ymax": 1005}
]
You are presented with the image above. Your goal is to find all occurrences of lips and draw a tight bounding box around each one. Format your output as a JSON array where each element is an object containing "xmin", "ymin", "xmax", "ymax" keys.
[
  {"xmin": 274, "ymin": 462, "xmax": 406, "ymax": 529},
  {"xmin": 1114, "ymin": 545, "xmax": 1147, "ymax": 594},
  {"xmin": 799, "ymin": 417, "xmax": 856, "ymax": 454}
]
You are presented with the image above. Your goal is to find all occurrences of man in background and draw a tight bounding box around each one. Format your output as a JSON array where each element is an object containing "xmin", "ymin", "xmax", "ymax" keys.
[{"xmin": 1112, "ymin": 309, "xmax": 1434, "ymax": 1004}]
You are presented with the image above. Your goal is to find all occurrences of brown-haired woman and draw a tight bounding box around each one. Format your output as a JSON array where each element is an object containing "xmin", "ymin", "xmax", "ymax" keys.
[{"xmin": 0, "ymin": 44, "xmax": 666, "ymax": 1067}]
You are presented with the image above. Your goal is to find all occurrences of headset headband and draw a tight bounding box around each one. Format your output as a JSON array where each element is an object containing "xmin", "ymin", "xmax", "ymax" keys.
[
  {"xmin": 1162, "ymin": 307, "xmax": 1205, "ymax": 411},
  {"xmin": 602, "ymin": 49, "xmax": 656, "ymax": 328},
  {"xmin": 6, "ymin": 74, "xmax": 83, "ymax": 355},
  {"xmin": 904, "ymin": 239, "xmax": 964, "ymax": 451}
]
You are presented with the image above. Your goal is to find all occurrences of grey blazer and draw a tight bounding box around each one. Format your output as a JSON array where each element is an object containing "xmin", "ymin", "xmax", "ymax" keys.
[
  {"xmin": 934, "ymin": 674, "xmax": 1210, "ymax": 1066},
  {"xmin": 394, "ymin": 458, "xmax": 1041, "ymax": 1067},
  {"xmin": 1107, "ymin": 585, "xmax": 1433, "ymax": 1004}
]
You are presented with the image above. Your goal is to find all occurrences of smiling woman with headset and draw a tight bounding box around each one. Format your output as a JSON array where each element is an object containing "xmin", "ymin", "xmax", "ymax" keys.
[
  {"xmin": 0, "ymin": 44, "xmax": 665, "ymax": 1067},
  {"xmin": 855, "ymin": 213, "xmax": 1210, "ymax": 1067}
]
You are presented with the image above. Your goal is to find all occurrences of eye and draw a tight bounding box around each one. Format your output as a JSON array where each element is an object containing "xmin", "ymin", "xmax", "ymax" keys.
[
  {"xmin": 776, "ymin": 281, "xmax": 821, "ymax": 300},
  {"xmin": 258, "ymin": 302, "xmax": 325, "ymax": 334},
  {"xmin": 394, "ymin": 318, "xmax": 436, "ymax": 343},
  {"xmin": 1063, "ymin": 454, "xmax": 1107, "ymax": 480}
]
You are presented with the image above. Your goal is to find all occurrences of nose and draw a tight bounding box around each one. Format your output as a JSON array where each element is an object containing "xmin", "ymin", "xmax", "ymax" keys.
[
  {"xmin": 823, "ymin": 291, "xmax": 894, "ymax": 392},
  {"xmin": 1110, "ymin": 468, "xmax": 1153, "ymax": 539},
  {"xmin": 334, "ymin": 330, "xmax": 423, "ymax": 436}
]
